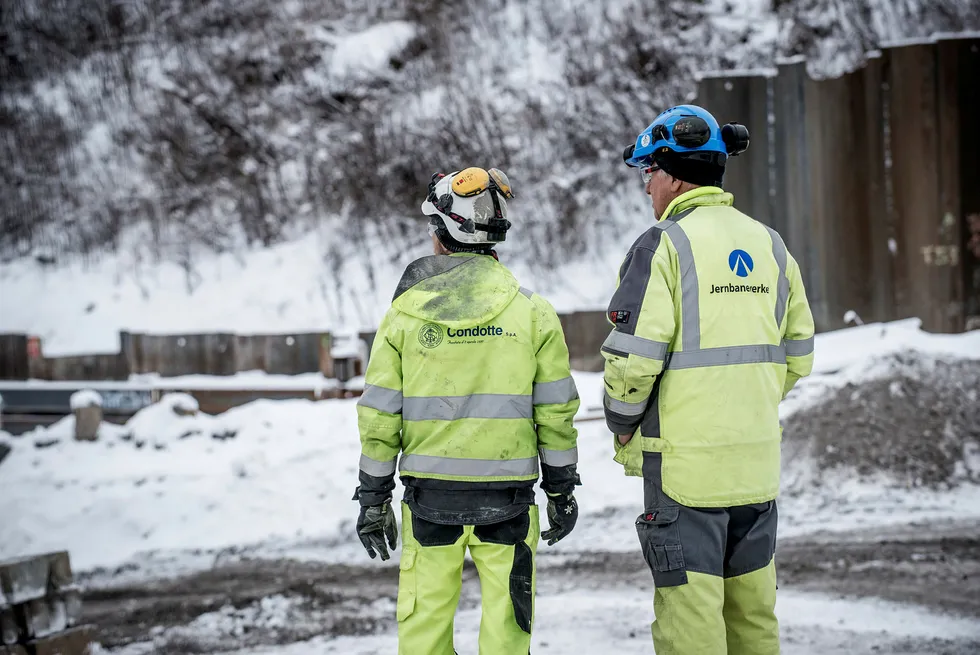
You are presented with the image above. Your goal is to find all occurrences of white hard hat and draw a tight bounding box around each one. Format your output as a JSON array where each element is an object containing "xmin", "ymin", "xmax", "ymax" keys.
[{"xmin": 421, "ymin": 167, "xmax": 514, "ymax": 249}]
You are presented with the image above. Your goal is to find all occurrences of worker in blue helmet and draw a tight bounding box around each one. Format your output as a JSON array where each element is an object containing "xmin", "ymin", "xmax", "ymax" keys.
[{"xmin": 603, "ymin": 104, "xmax": 815, "ymax": 654}]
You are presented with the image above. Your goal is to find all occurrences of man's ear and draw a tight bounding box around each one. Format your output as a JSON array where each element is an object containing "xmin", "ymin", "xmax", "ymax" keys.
[{"xmin": 669, "ymin": 174, "xmax": 685, "ymax": 193}]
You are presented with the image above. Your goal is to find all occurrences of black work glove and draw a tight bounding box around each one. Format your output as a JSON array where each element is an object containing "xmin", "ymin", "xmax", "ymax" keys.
[
  {"xmin": 356, "ymin": 501, "xmax": 398, "ymax": 561},
  {"xmin": 541, "ymin": 492, "xmax": 578, "ymax": 546}
]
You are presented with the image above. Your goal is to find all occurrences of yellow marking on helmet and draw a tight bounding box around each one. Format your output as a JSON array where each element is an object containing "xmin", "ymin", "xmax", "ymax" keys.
[{"xmin": 451, "ymin": 167, "xmax": 491, "ymax": 198}]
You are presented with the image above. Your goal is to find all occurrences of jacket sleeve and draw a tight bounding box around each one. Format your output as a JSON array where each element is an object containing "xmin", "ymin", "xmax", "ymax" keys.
[
  {"xmin": 601, "ymin": 232, "xmax": 676, "ymax": 436},
  {"xmin": 354, "ymin": 308, "xmax": 404, "ymax": 506},
  {"xmin": 781, "ymin": 253, "xmax": 815, "ymax": 398},
  {"xmin": 530, "ymin": 293, "xmax": 581, "ymax": 496}
]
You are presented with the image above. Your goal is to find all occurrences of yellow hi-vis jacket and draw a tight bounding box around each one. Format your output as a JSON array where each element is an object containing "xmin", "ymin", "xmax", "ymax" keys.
[
  {"xmin": 356, "ymin": 253, "xmax": 580, "ymax": 496},
  {"xmin": 602, "ymin": 187, "xmax": 815, "ymax": 507}
]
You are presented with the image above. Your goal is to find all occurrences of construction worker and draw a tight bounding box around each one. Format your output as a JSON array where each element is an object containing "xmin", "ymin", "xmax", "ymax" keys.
[
  {"xmin": 353, "ymin": 167, "xmax": 581, "ymax": 655},
  {"xmin": 604, "ymin": 105, "xmax": 815, "ymax": 654}
]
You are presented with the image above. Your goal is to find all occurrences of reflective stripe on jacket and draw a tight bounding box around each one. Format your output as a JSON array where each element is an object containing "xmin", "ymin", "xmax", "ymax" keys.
[{"xmin": 602, "ymin": 187, "xmax": 815, "ymax": 507}]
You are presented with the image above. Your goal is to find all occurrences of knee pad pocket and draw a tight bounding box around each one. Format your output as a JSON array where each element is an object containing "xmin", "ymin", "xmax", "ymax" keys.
[
  {"xmin": 509, "ymin": 541, "xmax": 534, "ymax": 634},
  {"xmin": 397, "ymin": 547, "xmax": 418, "ymax": 622},
  {"xmin": 636, "ymin": 506, "xmax": 688, "ymax": 587}
]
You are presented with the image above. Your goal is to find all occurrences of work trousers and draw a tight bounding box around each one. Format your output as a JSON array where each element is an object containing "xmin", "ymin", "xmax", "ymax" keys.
[
  {"xmin": 396, "ymin": 502, "xmax": 540, "ymax": 655},
  {"xmin": 637, "ymin": 453, "xmax": 780, "ymax": 654}
]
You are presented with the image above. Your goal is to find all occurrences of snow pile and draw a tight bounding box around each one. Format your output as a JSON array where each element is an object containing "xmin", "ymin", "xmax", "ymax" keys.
[
  {"xmin": 0, "ymin": 396, "xmax": 366, "ymax": 570},
  {"xmin": 778, "ymin": 318, "xmax": 980, "ymax": 417},
  {"xmin": 119, "ymin": 392, "xmax": 220, "ymax": 448},
  {"xmin": 69, "ymin": 389, "xmax": 103, "ymax": 410},
  {"xmin": 784, "ymin": 357, "xmax": 980, "ymax": 488}
]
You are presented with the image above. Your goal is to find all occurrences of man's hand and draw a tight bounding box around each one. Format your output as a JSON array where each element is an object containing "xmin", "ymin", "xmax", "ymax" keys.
[
  {"xmin": 356, "ymin": 501, "xmax": 398, "ymax": 560},
  {"xmin": 541, "ymin": 492, "xmax": 578, "ymax": 546},
  {"xmin": 618, "ymin": 432, "xmax": 635, "ymax": 446}
]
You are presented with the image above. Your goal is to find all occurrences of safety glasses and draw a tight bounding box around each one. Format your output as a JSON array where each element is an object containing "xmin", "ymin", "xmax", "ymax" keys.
[{"xmin": 640, "ymin": 163, "xmax": 661, "ymax": 185}]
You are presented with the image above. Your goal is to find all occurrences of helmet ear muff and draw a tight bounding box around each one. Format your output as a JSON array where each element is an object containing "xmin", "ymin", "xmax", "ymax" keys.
[
  {"xmin": 721, "ymin": 122, "xmax": 750, "ymax": 156},
  {"xmin": 671, "ymin": 116, "xmax": 712, "ymax": 149}
]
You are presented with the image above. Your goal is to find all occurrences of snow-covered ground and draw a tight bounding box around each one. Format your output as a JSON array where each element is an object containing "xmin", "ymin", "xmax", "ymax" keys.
[{"xmin": 106, "ymin": 587, "xmax": 980, "ymax": 655}]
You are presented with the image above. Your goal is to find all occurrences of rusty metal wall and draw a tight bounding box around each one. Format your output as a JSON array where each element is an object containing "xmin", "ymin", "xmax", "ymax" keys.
[
  {"xmin": 803, "ymin": 58, "xmax": 892, "ymax": 331},
  {"xmin": 262, "ymin": 333, "xmax": 322, "ymax": 375},
  {"xmin": 948, "ymin": 38, "xmax": 980, "ymax": 329},
  {"xmin": 559, "ymin": 310, "xmax": 613, "ymax": 373},
  {"xmin": 43, "ymin": 354, "xmax": 129, "ymax": 381},
  {"xmin": 124, "ymin": 332, "xmax": 324, "ymax": 377},
  {"xmin": 772, "ymin": 61, "xmax": 824, "ymax": 324},
  {"xmin": 0, "ymin": 335, "xmax": 28, "ymax": 380},
  {"xmin": 886, "ymin": 41, "xmax": 969, "ymax": 333},
  {"xmin": 698, "ymin": 37, "xmax": 979, "ymax": 335},
  {"xmin": 695, "ymin": 74, "xmax": 773, "ymax": 227}
]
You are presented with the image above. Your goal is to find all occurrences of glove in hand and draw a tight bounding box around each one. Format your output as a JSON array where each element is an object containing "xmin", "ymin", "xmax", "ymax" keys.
[
  {"xmin": 357, "ymin": 501, "xmax": 398, "ymax": 560},
  {"xmin": 541, "ymin": 493, "xmax": 578, "ymax": 546}
]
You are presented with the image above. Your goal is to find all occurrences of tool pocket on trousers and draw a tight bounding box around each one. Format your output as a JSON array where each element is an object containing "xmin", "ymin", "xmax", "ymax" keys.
[
  {"xmin": 509, "ymin": 541, "xmax": 534, "ymax": 634},
  {"xmin": 396, "ymin": 546, "xmax": 418, "ymax": 622},
  {"xmin": 635, "ymin": 506, "xmax": 688, "ymax": 588}
]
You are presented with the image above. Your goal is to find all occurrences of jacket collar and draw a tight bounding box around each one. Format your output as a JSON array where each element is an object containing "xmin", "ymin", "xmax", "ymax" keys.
[{"xmin": 659, "ymin": 186, "xmax": 734, "ymax": 222}]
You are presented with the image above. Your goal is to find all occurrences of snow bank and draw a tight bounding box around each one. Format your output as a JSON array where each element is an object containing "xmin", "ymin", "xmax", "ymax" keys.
[
  {"xmin": 0, "ymin": 397, "xmax": 366, "ymax": 571},
  {"xmin": 779, "ymin": 318, "xmax": 980, "ymax": 420}
]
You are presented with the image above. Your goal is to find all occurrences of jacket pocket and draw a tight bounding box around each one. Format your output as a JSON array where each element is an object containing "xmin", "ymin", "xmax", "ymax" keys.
[
  {"xmin": 509, "ymin": 541, "xmax": 534, "ymax": 634},
  {"xmin": 635, "ymin": 507, "xmax": 688, "ymax": 588},
  {"xmin": 613, "ymin": 433, "xmax": 643, "ymax": 477},
  {"xmin": 396, "ymin": 546, "xmax": 418, "ymax": 622}
]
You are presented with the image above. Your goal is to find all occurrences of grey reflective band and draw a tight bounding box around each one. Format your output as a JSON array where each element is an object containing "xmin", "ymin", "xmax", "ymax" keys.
[
  {"xmin": 359, "ymin": 453, "xmax": 397, "ymax": 477},
  {"xmin": 357, "ymin": 384, "xmax": 403, "ymax": 414},
  {"xmin": 668, "ymin": 344, "xmax": 786, "ymax": 369},
  {"xmin": 604, "ymin": 391, "xmax": 647, "ymax": 417},
  {"xmin": 784, "ymin": 336, "xmax": 815, "ymax": 357},
  {"xmin": 654, "ymin": 221, "xmax": 700, "ymax": 351},
  {"xmin": 539, "ymin": 447, "xmax": 579, "ymax": 467},
  {"xmin": 403, "ymin": 394, "xmax": 532, "ymax": 421},
  {"xmin": 533, "ymin": 377, "xmax": 579, "ymax": 405},
  {"xmin": 519, "ymin": 287, "xmax": 533, "ymax": 299},
  {"xmin": 400, "ymin": 454, "xmax": 539, "ymax": 477},
  {"xmin": 766, "ymin": 226, "xmax": 790, "ymax": 330},
  {"xmin": 602, "ymin": 330, "xmax": 668, "ymax": 361}
]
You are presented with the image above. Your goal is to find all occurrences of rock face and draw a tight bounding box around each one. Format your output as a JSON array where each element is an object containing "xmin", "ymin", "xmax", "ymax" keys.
[
  {"xmin": 3, "ymin": 0, "xmax": 976, "ymax": 272},
  {"xmin": 783, "ymin": 356, "xmax": 980, "ymax": 488}
]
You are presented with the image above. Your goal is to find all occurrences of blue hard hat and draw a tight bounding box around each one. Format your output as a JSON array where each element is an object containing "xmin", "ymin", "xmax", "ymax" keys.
[{"xmin": 624, "ymin": 104, "xmax": 739, "ymax": 169}]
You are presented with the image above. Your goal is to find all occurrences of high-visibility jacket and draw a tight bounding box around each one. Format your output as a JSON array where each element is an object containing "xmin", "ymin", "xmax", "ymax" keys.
[
  {"xmin": 356, "ymin": 252, "xmax": 580, "ymax": 512},
  {"xmin": 602, "ymin": 187, "xmax": 815, "ymax": 507}
]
